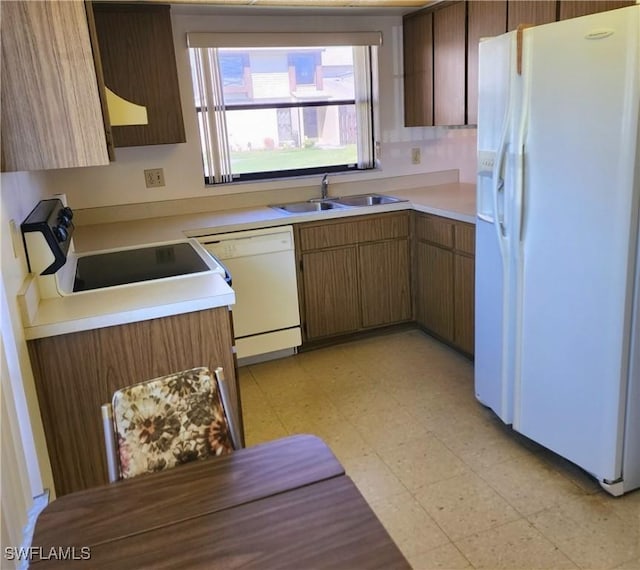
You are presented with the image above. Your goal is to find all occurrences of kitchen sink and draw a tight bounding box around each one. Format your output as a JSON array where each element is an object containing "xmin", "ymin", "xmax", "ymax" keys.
[
  {"xmin": 270, "ymin": 193, "xmax": 406, "ymax": 214},
  {"xmin": 269, "ymin": 200, "xmax": 349, "ymax": 214},
  {"xmin": 328, "ymin": 194, "xmax": 406, "ymax": 207}
]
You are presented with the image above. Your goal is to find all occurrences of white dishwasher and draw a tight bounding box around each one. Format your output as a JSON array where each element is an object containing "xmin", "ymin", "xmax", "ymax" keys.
[{"xmin": 198, "ymin": 226, "xmax": 301, "ymax": 361}]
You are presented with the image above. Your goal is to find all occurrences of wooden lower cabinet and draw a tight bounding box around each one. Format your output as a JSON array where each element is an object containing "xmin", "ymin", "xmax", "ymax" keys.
[
  {"xmin": 454, "ymin": 253, "xmax": 475, "ymax": 354},
  {"xmin": 415, "ymin": 241, "xmax": 454, "ymax": 341},
  {"xmin": 360, "ymin": 240, "xmax": 411, "ymax": 328},
  {"xmin": 297, "ymin": 213, "xmax": 411, "ymax": 342},
  {"xmin": 28, "ymin": 306, "xmax": 240, "ymax": 496},
  {"xmin": 302, "ymin": 247, "xmax": 360, "ymax": 339},
  {"xmin": 414, "ymin": 213, "xmax": 475, "ymax": 356}
]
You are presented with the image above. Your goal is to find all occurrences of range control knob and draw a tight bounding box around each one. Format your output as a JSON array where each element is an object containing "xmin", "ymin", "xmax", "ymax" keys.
[
  {"xmin": 58, "ymin": 206, "xmax": 74, "ymax": 226},
  {"xmin": 53, "ymin": 225, "xmax": 68, "ymax": 243}
]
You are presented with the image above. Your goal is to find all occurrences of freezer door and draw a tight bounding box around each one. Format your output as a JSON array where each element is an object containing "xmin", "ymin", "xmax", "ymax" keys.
[
  {"xmin": 475, "ymin": 219, "xmax": 513, "ymax": 421},
  {"xmin": 514, "ymin": 7, "xmax": 640, "ymax": 483},
  {"xmin": 477, "ymin": 32, "xmax": 515, "ymax": 222},
  {"xmin": 474, "ymin": 32, "xmax": 519, "ymax": 423}
]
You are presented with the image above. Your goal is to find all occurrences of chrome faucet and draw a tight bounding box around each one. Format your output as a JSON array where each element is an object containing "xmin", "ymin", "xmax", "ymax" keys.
[{"xmin": 321, "ymin": 174, "xmax": 329, "ymax": 200}]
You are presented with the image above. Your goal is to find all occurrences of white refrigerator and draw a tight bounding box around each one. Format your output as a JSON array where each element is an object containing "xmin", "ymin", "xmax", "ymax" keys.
[{"xmin": 475, "ymin": 5, "xmax": 640, "ymax": 496}]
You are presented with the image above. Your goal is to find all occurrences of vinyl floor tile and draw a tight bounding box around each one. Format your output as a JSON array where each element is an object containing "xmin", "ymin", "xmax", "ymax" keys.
[
  {"xmin": 415, "ymin": 471, "xmax": 521, "ymax": 541},
  {"xmin": 405, "ymin": 543, "xmax": 473, "ymax": 570},
  {"xmin": 341, "ymin": 452, "xmax": 408, "ymax": 504},
  {"xmin": 476, "ymin": 454, "xmax": 588, "ymax": 516},
  {"xmin": 369, "ymin": 491, "xmax": 449, "ymax": 556},
  {"xmin": 529, "ymin": 495, "xmax": 640, "ymax": 569},
  {"xmin": 380, "ymin": 435, "xmax": 469, "ymax": 492},
  {"xmin": 455, "ymin": 519, "xmax": 578, "ymax": 569}
]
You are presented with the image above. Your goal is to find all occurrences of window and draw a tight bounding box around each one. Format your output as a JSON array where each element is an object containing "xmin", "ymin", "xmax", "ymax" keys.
[{"xmin": 188, "ymin": 33, "xmax": 380, "ymax": 184}]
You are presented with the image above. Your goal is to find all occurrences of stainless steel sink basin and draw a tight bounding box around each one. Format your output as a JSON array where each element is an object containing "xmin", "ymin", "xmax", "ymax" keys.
[
  {"xmin": 328, "ymin": 194, "xmax": 405, "ymax": 207},
  {"xmin": 270, "ymin": 200, "xmax": 349, "ymax": 214},
  {"xmin": 270, "ymin": 193, "xmax": 406, "ymax": 214}
]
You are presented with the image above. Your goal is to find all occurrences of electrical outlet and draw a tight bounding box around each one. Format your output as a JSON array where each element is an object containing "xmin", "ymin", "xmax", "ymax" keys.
[
  {"xmin": 144, "ymin": 168, "xmax": 165, "ymax": 188},
  {"xmin": 411, "ymin": 147, "xmax": 421, "ymax": 165}
]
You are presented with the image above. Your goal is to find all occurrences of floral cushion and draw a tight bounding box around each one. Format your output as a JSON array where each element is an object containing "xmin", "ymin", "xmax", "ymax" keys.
[{"xmin": 112, "ymin": 366, "xmax": 234, "ymax": 479}]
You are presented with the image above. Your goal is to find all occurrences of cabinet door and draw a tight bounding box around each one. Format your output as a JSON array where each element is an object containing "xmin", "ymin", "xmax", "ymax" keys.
[
  {"xmin": 454, "ymin": 253, "xmax": 475, "ymax": 355},
  {"xmin": 302, "ymin": 248, "xmax": 360, "ymax": 340},
  {"xmin": 558, "ymin": 1, "xmax": 634, "ymax": 20},
  {"xmin": 28, "ymin": 307, "xmax": 239, "ymax": 496},
  {"xmin": 433, "ymin": 1, "xmax": 466, "ymax": 126},
  {"xmin": 507, "ymin": 1, "xmax": 557, "ymax": 31},
  {"xmin": 415, "ymin": 241, "xmax": 454, "ymax": 342},
  {"xmin": 403, "ymin": 11, "xmax": 434, "ymax": 127},
  {"xmin": 467, "ymin": 1, "xmax": 507, "ymax": 125},
  {"xmin": 92, "ymin": 4, "xmax": 186, "ymax": 146},
  {"xmin": 359, "ymin": 240, "xmax": 411, "ymax": 328},
  {"xmin": 1, "ymin": 1, "xmax": 109, "ymax": 172}
]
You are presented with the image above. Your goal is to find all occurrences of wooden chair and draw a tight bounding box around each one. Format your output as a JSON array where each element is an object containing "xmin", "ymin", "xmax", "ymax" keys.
[{"xmin": 101, "ymin": 366, "xmax": 242, "ymax": 482}]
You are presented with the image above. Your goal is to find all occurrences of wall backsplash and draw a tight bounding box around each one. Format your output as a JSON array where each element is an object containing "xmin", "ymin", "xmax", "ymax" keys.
[{"xmin": 42, "ymin": 12, "xmax": 477, "ymax": 214}]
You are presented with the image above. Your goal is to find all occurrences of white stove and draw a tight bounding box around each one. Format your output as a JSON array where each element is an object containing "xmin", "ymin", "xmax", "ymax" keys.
[{"xmin": 21, "ymin": 199, "xmax": 228, "ymax": 300}]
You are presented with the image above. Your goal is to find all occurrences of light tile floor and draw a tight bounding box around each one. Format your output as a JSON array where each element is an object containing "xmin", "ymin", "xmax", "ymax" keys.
[{"xmin": 240, "ymin": 329, "xmax": 640, "ymax": 570}]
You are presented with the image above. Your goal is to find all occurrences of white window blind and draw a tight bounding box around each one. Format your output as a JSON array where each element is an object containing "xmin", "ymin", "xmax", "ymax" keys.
[
  {"xmin": 187, "ymin": 31, "xmax": 382, "ymax": 48},
  {"xmin": 190, "ymin": 48, "xmax": 233, "ymax": 184}
]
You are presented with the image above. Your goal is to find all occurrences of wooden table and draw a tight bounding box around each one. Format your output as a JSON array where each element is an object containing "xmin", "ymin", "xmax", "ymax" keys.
[{"xmin": 32, "ymin": 435, "xmax": 409, "ymax": 569}]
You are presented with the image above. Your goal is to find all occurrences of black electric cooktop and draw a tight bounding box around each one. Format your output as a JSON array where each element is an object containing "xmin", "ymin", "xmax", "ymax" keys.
[{"xmin": 73, "ymin": 242, "xmax": 210, "ymax": 292}]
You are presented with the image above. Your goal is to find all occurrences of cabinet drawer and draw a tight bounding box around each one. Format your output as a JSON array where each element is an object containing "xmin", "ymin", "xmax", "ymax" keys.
[
  {"xmin": 357, "ymin": 213, "xmax": 409, "ymax": 243},
  {"xmin": 454, "ymin": 223, "xmax": 475, "ymax": 255},
  {"xmin": 298, "ymin": 213, "xmax": 408, "ymax": 252},
  {"xmin": 415, "ymin": 214, "xmax": 454, "ymax": 248},
  {"xmin": 298, "ymin": 220, "xmax": 359, "ymax": 251}
]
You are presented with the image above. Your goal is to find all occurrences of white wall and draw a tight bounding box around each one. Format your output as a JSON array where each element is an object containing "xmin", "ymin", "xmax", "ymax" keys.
[
  {"xmin": 0, "ymin": 172, "xmax": 57, "ymax": 547},
  {"xmin": 42, "ymin": 9, "xmax": 476, "ymax": 214}
]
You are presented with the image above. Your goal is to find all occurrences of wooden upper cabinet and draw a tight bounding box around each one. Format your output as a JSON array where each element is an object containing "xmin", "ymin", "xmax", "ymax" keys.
[
  {"xmin": 92, "ymin": 3, "xmax": 186, "ymax": 147},
  {"xmin": 558, "ymin": 1, "xmax": 635, "ymax": 20},
  {"xmin": 403, "ymin": 11, "xmax": 434, "ymax": 127},
  {"xmin": 467, "ymin": 1, "xmax": 507, "ymax": 125},
  {"xmin": 1, "ymin": 1, "xmax": 110, "ymax": 172},
  {"xmin": 433, "ymin": 1, "xmax": 467, "ymax": 126},
  {"xmin": 507, "ymin": 1, "xmax": 557, "ymax": 31}
]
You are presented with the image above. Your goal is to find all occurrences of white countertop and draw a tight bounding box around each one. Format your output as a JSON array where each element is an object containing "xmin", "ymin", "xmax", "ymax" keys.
[
  {"xmin": 21, "ymin": 182, "xmax": 474, "ymax": 339},
  {"xmin": 73, "ymin": 183, "xmax": 476, "ymax": 252},
  {"xmin": 20, "ymin": 271, "xmax": 235, "ymax": 340}
]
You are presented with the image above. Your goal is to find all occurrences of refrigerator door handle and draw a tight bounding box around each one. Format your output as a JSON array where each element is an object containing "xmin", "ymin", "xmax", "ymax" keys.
[
  {"xmin": 493, "ymin": 142, "xmax": 509, "ymax": 240},
  {"xmin": 517, "ymin": 145, "xmax": 526, "ymax": 242},
  {"xmin": 497, "ymin": 176, "xmax": 506, "ymax": 236}
]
